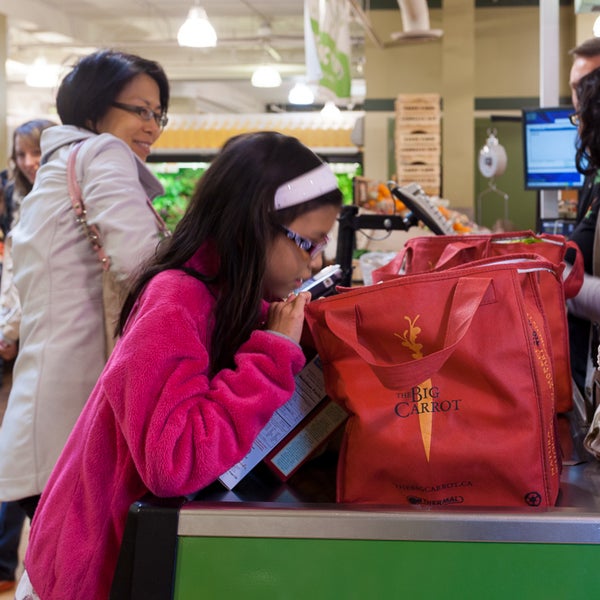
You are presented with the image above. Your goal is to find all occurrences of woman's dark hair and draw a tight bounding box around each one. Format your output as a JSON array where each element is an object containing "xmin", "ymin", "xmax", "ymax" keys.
[
  {"xmin": 56, "ymin": 49, "xmax": 169, "ymax": 131},
  {"xmin": 119, "ymin": 131, "xmax": 342, "ymax": 375},
  {"xmin": 575, "ymin": 66, "xmax": 600, "ymax": 175},
  {"xmin": 10, "ymin": 119, "xmax": 56, "ymax": 196}
]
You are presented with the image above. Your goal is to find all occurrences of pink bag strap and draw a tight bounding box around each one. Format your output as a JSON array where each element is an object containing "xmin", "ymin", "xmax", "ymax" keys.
[
  {"xmin": 324, "ymin": 276, "xmax": 493, "ymax": 390},
  {"xmin": 67, "ymin": 141, "xmax": 111, "ymax": 272},
  {"xmin": 66, "ymin": 140, "xmax": 172, "ymax": 272}
]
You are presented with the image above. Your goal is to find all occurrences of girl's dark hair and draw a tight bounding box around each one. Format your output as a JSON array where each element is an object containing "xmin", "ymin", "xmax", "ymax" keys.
[
  {"xmin": 119, "ymin": 131, "xmax": 342, "ymax": 375},
  {"xmin": 56, "ymin": 49, "xmax": 169, "ymax": 131},
  {"xmin": 10, "ymin": 119, "xmax": 56, "ymax": 196},
  {"xmin": 575, "ymin": 66, "xmax": 600, "ymax": 175}
]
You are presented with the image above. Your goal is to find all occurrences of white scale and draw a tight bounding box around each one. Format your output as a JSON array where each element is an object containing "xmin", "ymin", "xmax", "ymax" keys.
[{"xmin": 477, "ymin": 128, "xmax": 509, "ymax": 225}]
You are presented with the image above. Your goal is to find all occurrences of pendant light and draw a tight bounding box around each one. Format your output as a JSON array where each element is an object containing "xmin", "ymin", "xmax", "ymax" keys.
[
  {"xmin": 251, "ymin": 65, "xmax": 282, "ymax": 88},
  {"xmin": 25, "ymin": 57, "xmax": 61, "ymax": 88},
  {"xmin": 320, "ymin": 101, "xmax": 341, "ymax": 119},
  {"xmin": 177, "ymin": 4, "xmax": 217, "ymax": 48},
  {"xmin": 288, "ymin": 82, "xmax": 315, "ymax": 105}
]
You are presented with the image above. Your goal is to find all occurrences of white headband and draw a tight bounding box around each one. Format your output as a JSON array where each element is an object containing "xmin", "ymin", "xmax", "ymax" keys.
[{"xmin": 274, "ymin": 164, "xmax": 339, "ymax": 210}]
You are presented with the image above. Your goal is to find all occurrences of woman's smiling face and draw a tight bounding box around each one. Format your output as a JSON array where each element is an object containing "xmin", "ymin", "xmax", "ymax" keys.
[
  {"xmin": 94, "ymin": 73, "xmax": 163, "ymax": 161},
  {"xmin": 14, "ymin": 135, "xmax": 42, "ymax": 185}
]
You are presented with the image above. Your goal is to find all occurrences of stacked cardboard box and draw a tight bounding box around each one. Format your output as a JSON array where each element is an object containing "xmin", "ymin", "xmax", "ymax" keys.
[{"xmin": 395, "ymin": 94, "xmax": 441, "ymax": 196}]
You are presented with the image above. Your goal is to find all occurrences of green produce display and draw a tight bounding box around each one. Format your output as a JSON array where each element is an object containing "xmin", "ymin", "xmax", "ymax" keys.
[
  {"xmin": 332, "ymin": 166, "xmax": 362, "ymax": 205},
  {"xmin": 150, "ymin": 164, "xmax": 208, "ymax": 231},
  {"xmin": 150, "ymin": 161, "xmax": 362, "ymax": 231}
]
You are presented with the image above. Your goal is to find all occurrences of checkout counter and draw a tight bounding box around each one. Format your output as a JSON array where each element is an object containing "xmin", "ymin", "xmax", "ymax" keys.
[
  {"xmin": 110, "ymin": 201, "xmax": 600, "ymax": 599},
  {"xmin": 110, "ymin": 449, "xmax": 600, "ymax": 599}
]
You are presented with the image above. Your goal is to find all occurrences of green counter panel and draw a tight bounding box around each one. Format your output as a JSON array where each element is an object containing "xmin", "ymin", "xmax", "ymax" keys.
[{"xmin": 174, "ymin": 536, "xmax": 600, "ymax": 599}]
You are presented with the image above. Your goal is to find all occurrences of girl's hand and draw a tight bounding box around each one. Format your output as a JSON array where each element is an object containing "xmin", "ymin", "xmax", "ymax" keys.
[{"xmin": 266, "ymin": 291, "xmax": 311, "ymax": 344}]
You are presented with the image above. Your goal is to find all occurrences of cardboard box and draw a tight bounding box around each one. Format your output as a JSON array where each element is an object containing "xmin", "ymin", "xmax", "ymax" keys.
[
  {"xmin": 396, "ymin": 165, "xmax": 441, "ymax": 196},
  {"xmin": 397, "ymin": 164, "xmax": 441, "ymax": 180},
  {"xmin": 396, "ymin": 151, "xmax": 441, "ymax": 166},
  {"xmin": 395, "ymin": 93, "xmax": 441, "ymax": 105},
  {"xmin": 264, "ymin": 398, "xmax": 348, "ymax": 481},
  {"xmin": 396, "ymin": 123, "xmax": 441, "ymax": 136},
  {"xmin": 395, "ymin": 131, "xmax": 441, "ymax": 147},
  {"xmin": 395, "ymin": 94, "xmax": 441, "ymax": 127}
]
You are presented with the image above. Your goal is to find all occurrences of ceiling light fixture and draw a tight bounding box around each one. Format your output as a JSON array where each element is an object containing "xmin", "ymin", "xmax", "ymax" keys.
[
  {"xmin": 288, "ymin": 82, "xmax": 314, "ymax": 105},
  {"xmin": 251, "ymin": 65, "xmax": 282, "ymax": 88},
  {"xmin": 25, "ymin": 57, "xmax": 61, "ymax": 88},
  {"xmin": 320, "ymin": 101, "xmax": 342, "ymax": 119},
  {"xmin": 177, "ymin": 5, "xmax": 217, "ymax": 48}
]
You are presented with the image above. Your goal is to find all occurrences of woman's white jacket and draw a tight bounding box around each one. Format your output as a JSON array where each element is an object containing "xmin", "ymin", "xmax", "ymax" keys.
[{"xmin": 0, "ymin": 125, "xmax": 165, "ymax": 500}]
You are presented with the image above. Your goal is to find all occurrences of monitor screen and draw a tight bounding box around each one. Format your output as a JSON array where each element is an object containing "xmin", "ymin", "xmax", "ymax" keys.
[{"xmin": 522, "ymin": 106, "xmax": 585, "ymax": 190}]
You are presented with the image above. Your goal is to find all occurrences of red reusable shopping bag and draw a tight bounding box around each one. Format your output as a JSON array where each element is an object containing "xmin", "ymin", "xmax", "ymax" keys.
[
  {"xmin": 305, "ymin": 257, "xmax": 561, "ymax": 507},
  {"xmin": 375, "ymin": 230, "xmax": 583, "ymax": 298},
  {"xmin": 371, "ymin": 231, "xmax": 582, "ymax": 414}
]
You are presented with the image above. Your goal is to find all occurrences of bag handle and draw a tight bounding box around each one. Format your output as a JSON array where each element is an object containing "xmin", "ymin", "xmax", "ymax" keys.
[
  {"xmin": 435, "ymin": 237, "xmax": 582, "ymax": 299},
  {"xmin": 434, "ymin": 240, "xmax": 489, "ymax": 270},
  {"xmin": 66, "ymin": 140, "xmax": 172, "ymax": 272},
  {"xmin": 371, "ymin": 249, "xmax": 406, "ymax": 283},
  {"xmin": 67, "ymin": 141, "xmax": 111, "ymax": 272},
  {"xmin": 324, "ymin": 276, "xmax": 492, "ymax": 390},
  {"xmin": 564, "ymin": 239, "xmax": 584, "ymax": 299}
]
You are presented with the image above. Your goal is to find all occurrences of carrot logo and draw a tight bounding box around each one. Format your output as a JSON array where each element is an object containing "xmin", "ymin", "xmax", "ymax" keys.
[{"xmin": 395, "ymin": 315, "xmax": 434, "ymax": 461}]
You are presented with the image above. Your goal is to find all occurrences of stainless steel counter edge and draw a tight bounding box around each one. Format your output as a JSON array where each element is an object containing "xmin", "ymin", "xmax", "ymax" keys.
[{"xmin": 177, "ymin": 503, "xmax": 600, "ymax": 544}]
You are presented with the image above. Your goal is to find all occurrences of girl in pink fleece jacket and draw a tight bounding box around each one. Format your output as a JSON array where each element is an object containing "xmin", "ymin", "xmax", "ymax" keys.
[{"xmin": 17, "ymin": 131, "xmax": 342, "ymax": 599}]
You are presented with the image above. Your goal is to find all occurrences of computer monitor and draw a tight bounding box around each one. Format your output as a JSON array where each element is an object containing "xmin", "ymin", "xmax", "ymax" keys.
[{"xmin": 522, "ymin": 106, "xmax": 585, "ymax": 190}]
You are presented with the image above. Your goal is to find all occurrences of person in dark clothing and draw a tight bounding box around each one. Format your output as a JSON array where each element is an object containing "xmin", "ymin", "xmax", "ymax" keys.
[{"xmin": 566, "ymin": 38, "xmax": 600, "ymax": 397}]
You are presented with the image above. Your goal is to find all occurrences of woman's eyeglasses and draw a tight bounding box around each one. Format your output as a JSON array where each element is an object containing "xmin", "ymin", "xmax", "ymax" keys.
[
  {"xmin": 569, "ymin": 113, "xmax": 580, "ymax": 127},
  {"xmin": 280, "ymin": 225, "xmax": 329, "ymax": 259},
  {"xmin": 112, "ymin": 102, "xmax": 169, "ymax": 128}
]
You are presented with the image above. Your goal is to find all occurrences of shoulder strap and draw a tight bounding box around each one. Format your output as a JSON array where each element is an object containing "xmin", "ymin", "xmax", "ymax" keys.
[{"xmin": 67, "ymin": 141, "xmax": 111, "ymax": 272}]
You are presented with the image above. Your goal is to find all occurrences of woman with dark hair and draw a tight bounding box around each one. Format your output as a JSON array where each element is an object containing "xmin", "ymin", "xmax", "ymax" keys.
[
  {"xmin": 567, "ymin": 67, "xmax": 600, "ymax": 391},
  {"xmin": 0, "ymin": 49, "xmax": 171, "ymax": 523},
  {"xmin": 18, "ymin": 131, "xmax": 342, "ymax": 599},
  {"xmin": 575, "ymin": 68, "xmax": 600, "ymax": 179},
  {"xmin": 568, "ymin": 67, "xmax": 600, "ymax": 458}
]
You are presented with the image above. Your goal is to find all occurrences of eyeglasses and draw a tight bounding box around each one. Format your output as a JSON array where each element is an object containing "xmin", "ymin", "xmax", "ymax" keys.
[
  {"xmin": 569, "ymin": 112, "xmax": 580, "ymax": 127},
  {"xmin": 280, "ymin": 225, "xmax": 329, "ymax": 259},
  {"xmin": 112, "ymin": 102, "xmax": 169, "ymax": 128}
]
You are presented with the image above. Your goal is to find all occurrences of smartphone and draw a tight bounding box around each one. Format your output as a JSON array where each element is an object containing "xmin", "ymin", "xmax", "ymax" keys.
[{"xmin": 296, "ymin": 264, "xmax": 343, "ymax": 299}]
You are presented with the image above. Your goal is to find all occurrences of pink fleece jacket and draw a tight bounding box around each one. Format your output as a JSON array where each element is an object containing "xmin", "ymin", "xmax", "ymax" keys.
[{"xmin": 24, "ymin": 250, "xmax": 306, "ymax": 599}]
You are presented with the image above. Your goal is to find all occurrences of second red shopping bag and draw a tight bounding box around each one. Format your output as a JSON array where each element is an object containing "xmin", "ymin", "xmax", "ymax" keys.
[{"xmin": 305, "ymin": 257, "xmax": 561, "ymax": 507}]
